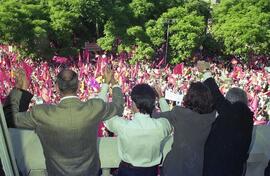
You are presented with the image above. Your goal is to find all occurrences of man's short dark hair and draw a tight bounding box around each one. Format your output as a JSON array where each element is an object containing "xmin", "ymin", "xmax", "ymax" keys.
[
  {"xmin": 226, "ymin": 87, "xmax": 248, "ymax": 105},
  {"xmin": 56, "ymin": 69, "xmax": 78, "ymax": 94},
  {"xmin": 131, "ymin": 84, "xmax": 156, "ymax": 115},
  {"xmin": 183, "ymin": 82, "xmax": 213, "ymax": 114}
]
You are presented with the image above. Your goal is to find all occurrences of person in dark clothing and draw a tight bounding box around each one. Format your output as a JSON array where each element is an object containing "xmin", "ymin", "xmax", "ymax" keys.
[
  {"xmin": 203, "ymin": 77, "xmax": 253, "ymax": 176},
  {"xmin": 0, "ymin": 159, "xmax": 5, "ymax": 176},
  {"xmin": 265, "ymin": 160, "xmax": 270, "ymax": 176},
  {"xmin": 153, "ymin": 82, "xmax": 216, "ymax": 176}
]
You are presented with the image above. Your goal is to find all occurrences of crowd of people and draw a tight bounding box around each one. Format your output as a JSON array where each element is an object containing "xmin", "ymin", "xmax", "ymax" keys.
[
  {"xmin": 2, "ymin": 61, "xmax": 268, "ymax": 176},
  {"xmin": 0, "ymin": 45, "xmax": 269, "ymax": 128},
  {"xmin": 1, "ymin": 43, "xmax": 270, "ymax": 176}
]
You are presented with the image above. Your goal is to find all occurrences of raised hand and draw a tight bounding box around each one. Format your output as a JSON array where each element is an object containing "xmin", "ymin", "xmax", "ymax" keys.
[
  {"xmin": 15, "ymin": 69, "xmax": 30, "ymax": 90},
  {"xmin": 197, "ymin": 61, "xmax": 210, "ymax": 72},
  {"xmin": 103, "ymin": 66, "xmax": 113, "ymax": 84},
  {"xmin": 154, "ymin": 85, "xmax": 164, "ymax": 98},
  {"xmin": 110, "ymin": 73, "xmax": 118, "ymax": 86}
]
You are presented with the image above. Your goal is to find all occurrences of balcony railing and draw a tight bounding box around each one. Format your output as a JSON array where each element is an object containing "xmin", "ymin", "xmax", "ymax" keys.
[{"xmin": 6, "ymin": 126, "xmax": 270, "ymax": 176}]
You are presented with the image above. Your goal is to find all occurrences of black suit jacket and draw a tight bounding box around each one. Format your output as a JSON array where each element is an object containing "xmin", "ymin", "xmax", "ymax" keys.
[
  {"xmin": 265, "ymin": 160, "xmax": 270, "ymax": 176},
  {"xmin": 0, "ymin": 159, "xmax": 5, "ymax": 176},
  {"xmin": 203, "ymin": 78, "xmax": 253, "ymax": 176},
  {"xmin": 3, "ymin": 88, "xmax": 33, "ymax": 128}
]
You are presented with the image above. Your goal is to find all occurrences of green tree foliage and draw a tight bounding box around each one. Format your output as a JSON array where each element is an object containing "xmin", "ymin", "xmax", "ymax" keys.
[
  {"xmin": 0, "ymin": 0, "xmax": 268, "ymax": 63},
  {"xmin": 98, "ymin": 0, "xmax": 209, "ymax": 64},
  {"xmin": 211, "ymin": 0, "xmax": 270, "ymax": 58},
  {"xmin": 0, "ymin": 0, "xmax": 104, "ymax": 59},
  {"xmin": 0, "ymin": 0, "xmax": 51, "ymax": 58},
  {"xmin": 147, "ymin": 2, "xmax": 207, "ymax": 64}
]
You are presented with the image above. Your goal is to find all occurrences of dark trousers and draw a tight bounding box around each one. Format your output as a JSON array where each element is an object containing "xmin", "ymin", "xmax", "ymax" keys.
[{"xmin": 118, "ymin": 161, "xmax": 158, "ymax": 176}]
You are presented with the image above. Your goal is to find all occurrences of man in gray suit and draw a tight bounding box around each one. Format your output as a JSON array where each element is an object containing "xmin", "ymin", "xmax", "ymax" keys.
[{"xmin": 4, "ymin": 68, "xmax": 124, "ymax": 176}]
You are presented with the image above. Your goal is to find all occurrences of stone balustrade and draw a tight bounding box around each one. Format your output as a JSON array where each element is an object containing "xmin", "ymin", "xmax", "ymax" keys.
[{"xmin": 7, "ymin": 126, "xmax": 270, "ymax": 176}]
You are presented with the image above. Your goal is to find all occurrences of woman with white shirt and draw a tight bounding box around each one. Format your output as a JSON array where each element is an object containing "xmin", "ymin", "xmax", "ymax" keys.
[{"xmin": 104, "ymin": 84, "xmax": 172, "ymax": 176}]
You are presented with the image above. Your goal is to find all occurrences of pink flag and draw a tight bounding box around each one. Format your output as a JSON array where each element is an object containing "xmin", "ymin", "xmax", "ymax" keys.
[
  {"xmin": 231, "ymin": 58, "xmax": 238, "ymax": 65},
  {"xmin": 41, "ymin": 87, "xmax": 50, "ymax": 103},
  {"xmin": 87, "ymin": 77, "xmax": 100, "ymax": 92},
  {"xmin": 94, "ymin": 57, "xmax": 102, "ymax": 77},
  {"xmin": 22, "ymin": 62, "xmax": 33, "ymax": 81},
  {"xmin": 78, "ymin": 52, "xmax": 83, "ymax": 67},
  {"xmin": 251, "ymin": 96, "xmax": 258, "ymax": 111},
  {"xmin": 0, "ymin": 69, "xmax": 6, "ymax": 82},
  {"xmin": 83, "ymin": 49, "xmax": 90, "ymax": 63},
  {"xmin": 254, "ymin": 120, "xmax": 267, "ymax": 125},
  {"xmin": 157, "ymin": 58, "xmax": 164, "ymax": 68},
  {"xmin": 173, "ymin": 63, "xmax": 184, "ymax": 75},
  {"xmin": 52, "ymin": 56, "xmax": 68, "ymax": 64},
  {"xmin": 168, "ymin": 76, "xmax": 176, "ymax": 85}
]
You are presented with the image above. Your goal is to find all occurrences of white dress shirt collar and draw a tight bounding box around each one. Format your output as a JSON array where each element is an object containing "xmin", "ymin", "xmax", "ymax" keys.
[{"xmin": 60, "ymin": 96, "xmax": 79, "ymax": 102}]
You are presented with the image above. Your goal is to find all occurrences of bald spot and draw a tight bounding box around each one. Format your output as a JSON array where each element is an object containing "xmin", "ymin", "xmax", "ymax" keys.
[{"xmin": 60, "ymin": 69, "xmax": 74, "ymax": 81}]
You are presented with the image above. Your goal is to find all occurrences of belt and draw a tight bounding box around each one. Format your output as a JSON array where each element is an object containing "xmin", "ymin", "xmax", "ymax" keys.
[
  {"xmin": 120, "ymin": 161, "xmax": 158, "ymax": 169},
  {"xmin": 120, "ymin": 161, "xmax": 137, "ymax": 168}
]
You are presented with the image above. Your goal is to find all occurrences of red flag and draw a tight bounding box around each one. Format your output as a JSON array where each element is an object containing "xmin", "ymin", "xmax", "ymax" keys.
[
  {"xmin": 22, "ymin": 62, "xmax": 33, "ymax": 81},
  {"xmin": 0, "ymin": 69, "xmax": 6, "ymax": 82},
  {"xmin": 173, "ymin": 63, "xmax": 184, "ymax": 75}
]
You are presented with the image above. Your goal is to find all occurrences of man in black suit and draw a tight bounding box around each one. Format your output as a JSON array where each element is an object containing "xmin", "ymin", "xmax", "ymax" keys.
[
  {"xmin": 0, "ymin": 159, "xmax": 5, "ymax": 176},
  {"xmin": 203, "ymin": 77, "xmax": 253, "ymax": 176},
  {"xmin": 265, "ymin": 160, "xmax": 270, "ymax": 176}
]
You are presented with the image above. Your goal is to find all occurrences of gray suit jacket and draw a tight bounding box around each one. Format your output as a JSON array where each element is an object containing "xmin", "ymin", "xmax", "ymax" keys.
[
  {"xmin": 153, "ymin": 107, "xmax": 216, "ymax": 176},
  {"xmin": 4, "ymin": 87, "xmax": 124, "ymax": 176}
]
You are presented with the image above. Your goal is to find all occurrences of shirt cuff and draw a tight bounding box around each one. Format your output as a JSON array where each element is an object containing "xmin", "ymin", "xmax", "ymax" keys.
[
  {"xmin": 159, "ymin": 97, "xmax": 170, "ymax": 112},
  {"xmin": 100, "ymin": 83, "xmax": 109, "ymax": 90},
  {"xmin": 112, "ymin": 85, "xmax": 121, "ymax": 88},
  {"xmin": 202, "ymin": 72, "xmax": 212, "ymax": 81},
  {"xmin": 159, "ymin": 97, "xmax": 166, "ymax": 101},
  {"xmin": 98, "ymin": 83, "xmax": 109, "ymax": 102}
]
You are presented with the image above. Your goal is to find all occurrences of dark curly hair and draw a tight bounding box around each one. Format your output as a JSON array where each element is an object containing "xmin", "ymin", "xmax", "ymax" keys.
[
  {"xmin": 131, "ymin": 84, "xmax": 156, "ymax": 115},
  {"xmin": 183, "ymin": 82, "xmax": 213, "ymax": 114}
]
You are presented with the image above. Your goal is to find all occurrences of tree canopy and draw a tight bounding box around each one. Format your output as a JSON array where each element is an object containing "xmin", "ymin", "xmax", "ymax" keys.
[
  {"xmin": 211, "ymin": 0, "xmax": 270, "ymax": 58},
  {"xmin": 98, "ymin": 0, "xmax": 209, "ymax": 64},
  {"xmin": 0, "ymin": 0, "xmax": 269, "ymax": 63}
]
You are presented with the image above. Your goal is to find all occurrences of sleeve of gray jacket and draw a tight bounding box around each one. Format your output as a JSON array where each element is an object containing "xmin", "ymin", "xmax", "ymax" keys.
[
  {"xmin": 101, "ymin": 86, "xmax": 124, "ymax": 121},
  {"xmin": 3, "ymin": 88, "xmax": 37, "ymax": 130}
]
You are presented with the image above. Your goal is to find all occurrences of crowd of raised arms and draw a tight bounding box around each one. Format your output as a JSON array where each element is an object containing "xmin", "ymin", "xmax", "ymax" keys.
[
  {"xmin": 0, "ymin": 45, "xmax": 269, "ymax": 126},
  {"xmin": 1, "ymin": 61, "xmax": 269, "ymax": 176},
  {"xmin": 0, "ymin": 44, "xmax": 270, "ymax": 176}
]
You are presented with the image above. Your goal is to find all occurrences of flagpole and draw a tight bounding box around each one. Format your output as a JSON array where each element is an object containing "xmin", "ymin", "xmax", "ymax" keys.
[
  {"xmin": 165, "ymin": 22, "xmax": 170, "ymax": 66},
  {"xmin": 164, "ymin": 19, "xmax": 176, "ymax": 66}
]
